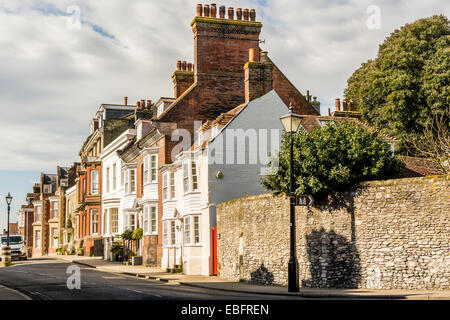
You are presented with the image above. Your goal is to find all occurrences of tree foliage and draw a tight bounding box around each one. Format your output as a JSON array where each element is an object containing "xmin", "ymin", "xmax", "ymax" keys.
[
  {"xmin": 345, "ymin": 15, "xmax": 450, "ymax": 150},
  {"xmin": 261, "ymin": 121, "xmax": 404, "ymax": 197}
]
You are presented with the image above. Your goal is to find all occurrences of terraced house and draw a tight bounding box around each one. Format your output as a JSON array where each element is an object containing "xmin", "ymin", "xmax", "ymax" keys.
[{"xmin": 75, "ymin": 102, "xmax": 136, "ymax": 256}]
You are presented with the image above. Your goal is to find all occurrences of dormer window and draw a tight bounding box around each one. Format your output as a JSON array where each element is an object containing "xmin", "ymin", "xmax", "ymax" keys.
[{"xmin": 43, "ymin": 184, "xmax": 52, "ymax": 194}]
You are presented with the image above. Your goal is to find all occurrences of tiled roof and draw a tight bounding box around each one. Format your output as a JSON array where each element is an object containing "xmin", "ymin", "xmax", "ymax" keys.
[{"xmin": 400, "ymin": 156, "xmax": 444, "ymax": 177}]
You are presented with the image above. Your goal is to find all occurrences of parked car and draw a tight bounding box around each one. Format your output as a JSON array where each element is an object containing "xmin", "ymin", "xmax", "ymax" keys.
[{"xmin": 0, "ymin": 235, "xmax": 27, "ymax": 260}]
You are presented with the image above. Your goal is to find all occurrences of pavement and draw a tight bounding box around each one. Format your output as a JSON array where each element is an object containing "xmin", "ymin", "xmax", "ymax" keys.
[
  {"xmin": 54, "ymin": 255, "xmax": 450, "ymax": 300},
  {"xmin": 0, "ymin": 284, "xmax": 31, "ymax": 300}
]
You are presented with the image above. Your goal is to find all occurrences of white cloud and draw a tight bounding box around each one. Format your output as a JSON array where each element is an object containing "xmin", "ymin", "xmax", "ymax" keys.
[{"xmin": 0, "ymin": 0, "xmax": 448, "ymax": 170}]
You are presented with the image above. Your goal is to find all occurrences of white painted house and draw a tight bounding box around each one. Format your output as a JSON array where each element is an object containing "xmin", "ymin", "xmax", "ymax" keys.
[
  {"xmin": 161, "ymin": 90, "xmax": 288, "ymax": 275},
  {"xmin": 100, "ymin": 128, "xmax": 136, "ymax": 260}
]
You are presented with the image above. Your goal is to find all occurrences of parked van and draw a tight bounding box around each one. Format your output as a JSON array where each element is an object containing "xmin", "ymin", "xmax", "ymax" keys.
[{"xmin": 0, "ymin": 235, "xmax": 27, "ymax": 260}]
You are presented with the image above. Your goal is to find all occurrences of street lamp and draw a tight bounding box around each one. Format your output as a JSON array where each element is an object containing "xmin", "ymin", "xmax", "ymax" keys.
[
  {"xmin": 280, "ymin": 104, "xmax": 302, "ymax": 292},
  {"xmin": 5, "ymin": 193, "xmax": 13, "ymax": 247},
  {"xmin": 1, "ymin": 192, "xmax": 13, "ymax": 267}
]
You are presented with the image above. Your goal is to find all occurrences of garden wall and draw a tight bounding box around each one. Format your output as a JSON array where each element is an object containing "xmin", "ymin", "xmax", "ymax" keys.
[{"xmin": 216, "ymin": 175, "xmax": 449, "ymax": 289}]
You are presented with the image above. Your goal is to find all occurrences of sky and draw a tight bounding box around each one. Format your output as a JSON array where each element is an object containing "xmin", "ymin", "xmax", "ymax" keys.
[{"xmin": 0, "ymin": 0, "xmax": 448, "ymax": 229}]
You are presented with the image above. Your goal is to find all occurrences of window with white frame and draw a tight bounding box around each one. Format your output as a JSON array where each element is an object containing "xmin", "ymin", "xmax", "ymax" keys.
[
  {"xmin": 124, "ymin": 170, "xmax": 128, "ymax": 192},
  {"xmin": 193, "ymin": 216, "xmax": 200, "ymax": 244},
  {"xmin": 183, "ymin": 163, "xmax": 189, "ymax": 193},
  {"xmin": 51, "ymin": 201, "xmax": 58, "ymax": 219},
  {"xmin": 90, "ymin": 209, "xmax": 99, "ymax": 234},
  {"xmin": 191, "ymin": 162, "xmax": 198, "ymax": 191},
  {"xmin": 128, "ymin": 213, "xmax": 136, "ymax": 230},
  {"xmin": 110, "ymin": 208, "xmax": 119, "ymax": 234},
  {"xmin": 143, "ymin": 155, "xmax": 149, "ymax": 183},
  {"xmin": 91, "ymin": 170, "xmax": 99, "ymax": 194},
  {"xmin": 106, "ymin": 167, "xmax": 110, "ymax": 193},
  {"xmin": 35, "ymin": 230, "xmax": 41, "ymax": 248},
  {"xmin": 121, "ymin": 166, "xmax": 125, "ymax": 186},
  {"xmin": 184, "ymin": 215, "xmax": 201, "ymax": 245},
  {"xmin": 170, "ymin": 221, "xmax": 176, "ymax": 246},
  {"xmin": 143, "ymin": 206, "xmax": 149, "ymax": 234},
  {"xmin": 170, "ymin": 172, "xmax": 175, "ymax": 198},
  {"xmin": 150, "ymin": 206, "xmax": 157, "ymax": 234},
  {"xmin": 35, "ymin": 206, "xmax": 41, "ymax": 222},
  {"xmin": 183, "ymin": 161, "xmax": 199, "ymax": 194},
  {"xmin": 163, "ymin": 173, "xmax": 168, "ymax": 201},
  {"xmin": 113, "ymin": 163, "xmax": 117, "ymax": 190},
  {"xmin": 163, "ymin": 221, "xmax": 168, "ymax": 246},
  {"xmin": 51, "ymin": 227, "xmax": 58, "ymax": 248},
  {"xmin": 150, "ymin": 155, "xmax": 157, "ymax": 182},
  {"xmin": 129, "ymin": 169, "xmax": 136, "ymax": 193},
  {"xmin": 184, "ymin": 216, "xmax": 191, "ymax": 244}
]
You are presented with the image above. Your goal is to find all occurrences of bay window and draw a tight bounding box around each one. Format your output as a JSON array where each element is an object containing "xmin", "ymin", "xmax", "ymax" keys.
[
  {"xmin": 35, "ymin": 230, "xmax": 41, "ymax": 248},
  {"xmin": 143, "ymin": 206, "xmax": 149, "ymax": 234},
  {"xmin": 183, "ymin": 161, "xmax": 199, "ymax": 194},
  {"xmin": 35, "ymin": 206, "xmax": 41, "ymax": 222}
]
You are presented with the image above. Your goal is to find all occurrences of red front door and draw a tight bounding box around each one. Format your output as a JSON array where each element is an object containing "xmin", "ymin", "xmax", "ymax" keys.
[{"xmin": 211, "ymin": 226, "xmax": 217, "ymax": 275}]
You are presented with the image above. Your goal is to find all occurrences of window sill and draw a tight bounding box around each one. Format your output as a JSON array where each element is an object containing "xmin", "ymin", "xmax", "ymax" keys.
[
  {"xmin": 184, "ymin": 244, "xmax": 203, "ymax": 247},
  {"xmin": 183, "ymin": 190, "xmax": 200, "ymax": 196}
]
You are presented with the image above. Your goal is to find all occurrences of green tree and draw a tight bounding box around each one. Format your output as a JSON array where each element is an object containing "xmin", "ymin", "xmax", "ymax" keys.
[
  {"xmin": 261, "ymin": 121, "xmax": 404, "ymax": 197},
  {"xmin": 345, "ymin": 15, "xmax": 449, "ymax": 151}
]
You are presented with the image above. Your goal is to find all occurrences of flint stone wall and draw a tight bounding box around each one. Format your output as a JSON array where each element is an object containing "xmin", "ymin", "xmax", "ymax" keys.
[{"xmin": 216, "ymin": 175, "xmax": 450, "ymax": 289}]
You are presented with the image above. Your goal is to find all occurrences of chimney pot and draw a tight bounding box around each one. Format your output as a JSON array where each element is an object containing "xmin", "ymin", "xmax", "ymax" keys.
[
  {"xmin": 182, "ymin": 61, "xmax": 187, "ymax": 71},
  {"xmin": 228, "ymin": 7, "xmax": 234, "ymax": 19},
  {"xmin": 210, "ymin": 4, "xmax": 216, "ymax": 18},
  {"xmin": 236, "ymin": 8, "xmax": 242, "ymax": 20},
  {"xmin": 177, "ymin": 60, "xmax": 182, "ymax": 71},
  {"xmin": 260, "ymin": 51, "xmax": 268, "ymax": 63},
  {"xmin": 203, "ymin": 4, "xmax": 210, "ymax": 17},
  {"xmin": 243, "ymin": 9, "xmax": 249, "ymax": 21},
  {"xmin": 136, "ymin": 101, "xmax": 141, "ymax": 109},
  {"xmin": 196, "ymin": 4, "xmax": 202, "ymax": 16},
  {"xmin": 141, "ymin": 99, "xmax": 145, "ymax": 108},
  {"xmin": 219, "ymin": 5, "xmax": 225, "ymax": 18},
  {"xmin": 335, "ymin": 98, "xmax": 341, "ymax": 111},
  {"xmin": 147, "ymin": 100, "xmax": 152, "ymax": 108},
  {"xmin": 124, "ymin": 96, "xmax": 128, "ymax": 106},
  {"xmin": 187, "ymin": 62, "xmax": 193, "ymax": 71},
  {"xmin": 250, "ymin": 9, "xmax": 256, "ymax": 21},
  {"xmin": 342, "ymin": 98, "xmax": 348, "ymax": 111},
  {"xmin": 249, "ymin": 48, "xmax": 260, "ymax": 62},
  {"xmin": 306, "ymin": 90, "xmax": 310, "ymax": 102}
]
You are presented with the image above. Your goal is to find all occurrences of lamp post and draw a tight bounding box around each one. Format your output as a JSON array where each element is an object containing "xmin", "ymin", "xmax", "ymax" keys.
[
  {"xmin": 1, "ymin": 193, "xmax": 13, "ymax": 267},
  {"xmin": 280, "ymin": 104, "xmax": 303, "ymax": 292}
]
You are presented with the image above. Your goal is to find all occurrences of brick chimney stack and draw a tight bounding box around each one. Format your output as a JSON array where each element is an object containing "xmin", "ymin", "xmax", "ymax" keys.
[
  {"xmin": 244, "ymin": 48, "xmax": 273, "ymax": 103},
  {"xmin": 124, "ymin": 96, "xmax": 128, "ymax": 106},
  {"xmin": 342, "ymin": 98, "xmax": 348, "ymax": 111},
  {"xmin": 172, "ymin": 60, "xmax": 194, "ymax": 98},
  {"xmin": 192, "ymin": 4, "xmax": 261, "ymax": 78},
  {"xmin": 335, "ymin": 98, "xmax": 341, "ymax": 111}
]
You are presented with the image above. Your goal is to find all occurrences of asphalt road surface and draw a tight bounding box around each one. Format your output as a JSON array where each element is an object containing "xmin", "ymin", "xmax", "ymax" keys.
[{"xmin": 0, "ymin": 258, "xmax": 305, "ymax": 300}]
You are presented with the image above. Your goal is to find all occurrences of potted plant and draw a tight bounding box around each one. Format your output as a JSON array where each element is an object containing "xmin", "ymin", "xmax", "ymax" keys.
[{"xmin": 131, "ymin": 228, "xmax": 143, "ymax": 265}]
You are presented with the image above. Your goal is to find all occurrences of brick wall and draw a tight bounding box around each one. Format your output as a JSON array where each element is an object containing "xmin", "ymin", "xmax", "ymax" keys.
[{"xmin": 217, "ymin": 175, "xmax": 450, "ymax": 289}]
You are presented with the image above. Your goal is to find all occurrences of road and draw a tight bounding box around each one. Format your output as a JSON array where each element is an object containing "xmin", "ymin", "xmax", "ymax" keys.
[{"xmin": 0, "ymin": 258, "xmax": 305, "ymax": 300}]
